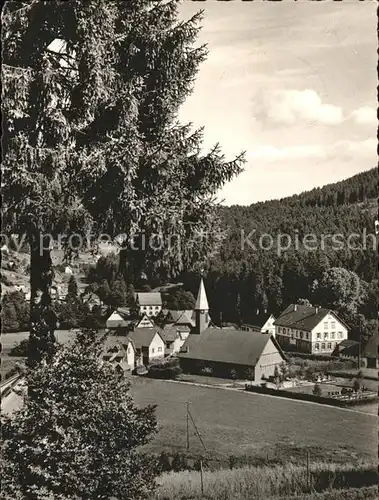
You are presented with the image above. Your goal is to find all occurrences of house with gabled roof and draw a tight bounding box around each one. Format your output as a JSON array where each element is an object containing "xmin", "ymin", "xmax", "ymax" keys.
[
  {"xmin": 135, "ymin": 314, "xmax": 155, "ymax": 329},
  {"xmin": 127, "ymin": 327, "xmax": 165, "ymax": 366},
  {"xmin": 241, "ymin": 310, "xmax": 276, "ymax": 336},
  {"xmin": 106, "ymin": 309, "xmax": 132, "ymax": 330},
  {"xmin": 179, "ymin": 327, "xmax": 286, "ymax": 381},
  {"xmin": 274, "ymin": 304, "xmax": 349, "ymax": 354},
  {"xmin": 135, "ymin": 292, "xmax": 162, "ymax": 317},
  {"xmin": 178, "ymin": 278, "xmax": 286, "ymax": 380}
]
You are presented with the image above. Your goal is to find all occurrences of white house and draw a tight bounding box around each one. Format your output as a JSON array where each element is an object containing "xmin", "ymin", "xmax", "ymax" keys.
[
  {"xmin": 135, "ymin": 314, "xmax": 155, "ymax": 329},
  {"xmin": 127, "ymin": 328, "xmax": 165, "ymax": 366},
  {"xmin": 241, "ymin": 310, "xmax": 276, "ymax": 336},
  {"xmin": 135, "ymin": 292, "xmax": 162, "ymax": 317},
  {"xmin": 160, "ymin": 324, "xmax": 183, "ymax": 356},
  {"xmin": 274, "ymin": 304, "xmax": 349, "ymax": 354},
  {"xmin": 106, "ymin": 310, "xmax": 130, "ymax": 330}
]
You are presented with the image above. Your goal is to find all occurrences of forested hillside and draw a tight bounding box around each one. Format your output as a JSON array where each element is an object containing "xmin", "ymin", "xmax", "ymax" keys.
[{"xmin": 180, "ymin": 168, "xmax": 377, "ymax": 341}]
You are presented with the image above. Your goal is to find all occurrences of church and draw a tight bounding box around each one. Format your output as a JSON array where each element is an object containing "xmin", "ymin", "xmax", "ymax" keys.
[{"xmin": 178, "ymin": 277, "xmax": 287, "ymax": 381}]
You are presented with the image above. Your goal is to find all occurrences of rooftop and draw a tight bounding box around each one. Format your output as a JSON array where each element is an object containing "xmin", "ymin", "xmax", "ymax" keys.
[{"xmin": 179, "ymin": 327, "xmax": 286, "ymax": 367}]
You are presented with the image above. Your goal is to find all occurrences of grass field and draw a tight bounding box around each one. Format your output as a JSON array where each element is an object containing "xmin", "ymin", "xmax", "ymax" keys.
[
  {"xmin": 130, "ymin": 377, "xmax": 377, "ymax": 462},
  {"xmin": 155, "ymin": 461, "xmax": 378, "ymax": 500}
]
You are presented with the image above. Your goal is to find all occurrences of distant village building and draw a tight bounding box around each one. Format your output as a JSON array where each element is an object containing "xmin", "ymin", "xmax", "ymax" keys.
[
  {"xmin": 163, "ymin": 309, "xmax": 196, "ymax": 328},
  {"xmin": 106, "ymin": 309, "xmax": 132, "ymax": 330},
  {"xmin": 241, "ymin": 310, "xmax": 276, "ymax": 336},
  {"xmin": 135, "ymin": 292, "xmax": 162, "ymax": 317},
  {"xmin": 135, "ymin": 314, "xmax": 155, "ymax": 329},
  {"xmin": 64, "ymin": 266, "xmax": 73, "ymax": 276},
  {"xmin": 101, "ymin": 337, "xmax": 135, "ymax": 372},
  {"xmin": 332, "ymin": 339, "xmax": 359, "ymax": 360},
  {"xmin": 274, "ymin": 304, "xmax": 349, "ymax": 354},
  {"xmin": 127, "ymin": 328, "xmax": 165, "ymax": 366},
  {"xmin": 361, "ymin": 334, "xmax": 378, "ymax": 369},
  {"xmin": 178, "ymin": 278, "xmax": 286, "ymax": 380}
]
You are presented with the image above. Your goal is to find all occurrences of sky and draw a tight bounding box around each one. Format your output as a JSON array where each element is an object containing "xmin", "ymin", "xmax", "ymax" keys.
[{"xmin": 178, "ymin": 1, "xmax": 377, "ymax": 206}]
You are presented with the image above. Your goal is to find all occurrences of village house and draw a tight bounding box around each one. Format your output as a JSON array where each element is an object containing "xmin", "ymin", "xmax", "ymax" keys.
[
  {"xmin": 274, "ymin": 304, "xmax": 349, "ymax": 354},
  {"xmin": 101, "ymin": 337, "xmax": 135, "ymax": 372},
  {"xmin": 241, "ymin": 310, "xmax": 276, "ymax": 336},
  {"xmin": 135, "ymin": 292, "xmax": 162, "ymax": 317},
  {"xmin": 135, "ymin": 314, "xmax": 155, "ymax": 329},
  {"xmin": 178, "ymin": 278, "xmax": 286, "ymax": 380},
  {"xmin": 127, "ymin": 327, "xmax": 165, "ymax": 366},
  {"xmin": 106, "ymin": 307, "xmax": 133, "ymax": 330}
]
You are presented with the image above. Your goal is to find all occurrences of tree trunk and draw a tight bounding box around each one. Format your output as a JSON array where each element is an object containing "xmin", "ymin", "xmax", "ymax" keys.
[{"xmin": 28, "ymin": 230, "xmax": 57, "ymax": 369}]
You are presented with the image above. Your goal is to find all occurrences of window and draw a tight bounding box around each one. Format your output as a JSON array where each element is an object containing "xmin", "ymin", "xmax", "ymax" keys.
[
  {"xmin": 331, "ymin": 321, "xmax": 336, "ymax": 329},
  {"xmin": 323, "ymin": 322, "xmax": 328, "ymax": 329},
  {"xmin": 317, "ymin": 333, "xmax": 321, "ymax": 340},
  {"xmin": 305, "ymin": 332, "xmax": 309, "ymax": 340},
  {"xmin": 155, "ymin": 306, "xmax": 159, "ymax": 309},
  {"xmin": 338, "ymin": 332, "xmax": 343, "ymax": 339},
  {"xmin": 327, "ymin": 343, "xmax": 332, "ymax": 349},
  {"xmin": 151, "ymin": 348, "xmax": 155, "ymax": 354},
  {"xmin": 128, "ymin": 348, "xmax": 131, "ymax": 354},
  {"xmin": 331, "ymin": 332, "xmax": 335, "ymax": 339},
  {"xmin": 158, "ymin": 347, "xmax": 162, "ymax": 352},
  {"xmin": 324, "ymin": 332, "xmax": 328, "ymax": 340},
  {"xmin": 315, "ymin": 343, "xmax": 319, "ymax": 350},
  {"xmin": 300, "ymin": 332, "xmax": 304, "ymax": 339},
  {"xmin": 321, "ymin": 343, "xmax": 325, "ymax": 350},
  {"xmin": 149, "ymin": 305, "xmax": 152, "ymax": 309},
  {"xmin": 283, "ymin": 328, "xmax": 286, "ymax": 335}
]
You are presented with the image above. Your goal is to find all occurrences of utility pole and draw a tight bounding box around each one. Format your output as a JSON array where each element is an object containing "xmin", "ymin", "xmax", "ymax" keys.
[{"xmin": 186, "ymin": 401, "xmax": 190, "ymax": 451}]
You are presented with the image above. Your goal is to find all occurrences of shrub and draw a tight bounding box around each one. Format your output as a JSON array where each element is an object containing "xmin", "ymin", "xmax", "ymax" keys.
[
  {"xmin": 9, "ymin": 339, "xmax": 29, "ymax": 357},
  {"xmin": 148, "ymin": 359, "xmax": 182, "ymax": 380},
  {"xmin": 313, "ymin": 384, "xmax": 322, "ymax": 397}
]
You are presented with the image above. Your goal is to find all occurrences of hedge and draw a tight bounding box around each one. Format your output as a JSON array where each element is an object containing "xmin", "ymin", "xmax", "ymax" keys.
[{"xmin": 245, "ymin": 384, "xmax": 378, "ymax": 407}]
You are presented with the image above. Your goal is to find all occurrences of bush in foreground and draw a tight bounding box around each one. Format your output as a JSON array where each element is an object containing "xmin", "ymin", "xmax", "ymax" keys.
[{"xmin": 2, "ymin": 330, "xmax": 158, "ymax": 499}]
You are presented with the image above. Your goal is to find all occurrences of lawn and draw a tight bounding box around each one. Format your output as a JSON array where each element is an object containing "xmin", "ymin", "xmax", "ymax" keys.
[{"xmin": 130, "ymin": 377, "xmax": 377, "ymax": 462}]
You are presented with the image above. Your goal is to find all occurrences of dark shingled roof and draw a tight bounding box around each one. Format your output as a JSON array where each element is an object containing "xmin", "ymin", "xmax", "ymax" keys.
[
  {"xmin": 332, "ymin": 339, "xmax": 359, "ymax": 357},
  {"xmin": 160, "ymin": 325, "xmax": 179, "ymax": 342},
  {"xmin": 127, "ymin": 328, "xmax": 163, "ymax": 350},
  {"xmin": 178, "ymin": 327, "xmax": 286, "ymax": 367},
  {"xmin": 244, "ymin": 312, "xmax": 274, "ymax": 330},
  {"xmin": 273, "ymin": 304, "xmax": 348, "ymax": 332}
]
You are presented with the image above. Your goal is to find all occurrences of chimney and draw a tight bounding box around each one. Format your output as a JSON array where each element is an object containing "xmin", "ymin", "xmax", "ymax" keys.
[
  {"xmin": 256, "ymin": 308, "xmax": 260, "ymax": 315},
  {"xmin": 264, "ymin": 307, "xmax": 268, "ymax": 314},
  {"xmin": 315, "ymin": 306, "xmax": 319, "ymax": 314},
  {"xmin": 294, "ymin": 304, "xmax": 298, "ymax": 311}
]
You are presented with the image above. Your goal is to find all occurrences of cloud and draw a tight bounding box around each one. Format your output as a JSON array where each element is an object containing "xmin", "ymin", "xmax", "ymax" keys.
[
  {"xmin": 350, "ymin": 106, "xmax": 377, "ymax": 126},
  {"xmin": 247, "ymin": 139, "xmax": 376, "ymax": 163},
  {"xmin": 256, "ymin": 89, "xmax": 344, "ymax": 126}
]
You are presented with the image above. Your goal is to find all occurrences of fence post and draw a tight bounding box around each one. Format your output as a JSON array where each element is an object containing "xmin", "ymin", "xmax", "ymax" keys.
[{"xmin": 200, "ymin": 458, "xmax": 204, "ymax": 495}]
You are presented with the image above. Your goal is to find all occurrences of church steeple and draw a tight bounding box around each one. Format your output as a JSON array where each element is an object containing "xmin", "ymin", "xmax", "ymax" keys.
[{"xmin": 195, "ymin": 273, "xmax": 209, "ymax": 334}]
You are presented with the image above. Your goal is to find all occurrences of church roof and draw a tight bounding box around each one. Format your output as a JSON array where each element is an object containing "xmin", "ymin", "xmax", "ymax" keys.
[
  {"xmin": 195, "ymin": 278, "xmax": 209, "ymax": 310},
  {"xmin": 179, "ymin": 327, "xmax": 286, "ymax": 367}
]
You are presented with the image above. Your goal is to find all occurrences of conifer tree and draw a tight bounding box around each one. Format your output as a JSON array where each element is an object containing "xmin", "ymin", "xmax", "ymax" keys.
[{"xmin": 2, "ymin": 0, "xmax": 244, "ymax": 365}]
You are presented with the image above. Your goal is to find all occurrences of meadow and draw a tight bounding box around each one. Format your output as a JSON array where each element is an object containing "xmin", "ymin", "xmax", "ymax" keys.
[
  {"xmin": 130, "ymin": 377, "xmax": 377, "ymax": 463},
  {"xmin": 154, "ymin": 461, "xmax": 378, "ymax": 500}
]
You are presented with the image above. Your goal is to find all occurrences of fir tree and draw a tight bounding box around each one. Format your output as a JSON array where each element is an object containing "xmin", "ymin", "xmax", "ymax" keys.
[{"xmin": 2, "ymin": 0, "xmax": 244, "ymax": 365}]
